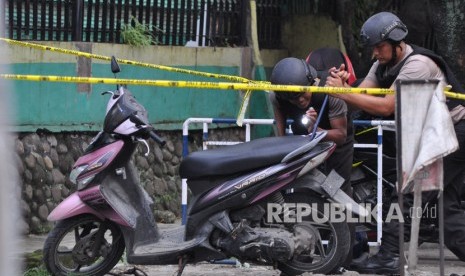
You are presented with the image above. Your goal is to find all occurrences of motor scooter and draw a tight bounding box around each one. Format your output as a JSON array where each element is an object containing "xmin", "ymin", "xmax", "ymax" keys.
[{"xmin": 43, "ymin": 57, "xmax": 367, "ymax": 276}]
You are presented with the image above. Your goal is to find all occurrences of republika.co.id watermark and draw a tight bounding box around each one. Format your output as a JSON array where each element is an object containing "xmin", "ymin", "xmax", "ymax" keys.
[{"xmin": 267, "ymin": 202, "xmax": 437, "ymax": 223}]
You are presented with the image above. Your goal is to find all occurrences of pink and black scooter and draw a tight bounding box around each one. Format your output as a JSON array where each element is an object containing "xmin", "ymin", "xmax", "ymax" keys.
[{"xmin": 43, "ymin": 57, "xmax": 366, "ymax": 276}]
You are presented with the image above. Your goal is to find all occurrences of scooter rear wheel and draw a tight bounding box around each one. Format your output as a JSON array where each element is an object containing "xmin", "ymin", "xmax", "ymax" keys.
[
  {"xmin": 43, "ymin": 214, "xmax": 125, "ymax": 276},
  {"xmin": 277, "ymin": 192, "xmax": 350, "ymax": 275}
]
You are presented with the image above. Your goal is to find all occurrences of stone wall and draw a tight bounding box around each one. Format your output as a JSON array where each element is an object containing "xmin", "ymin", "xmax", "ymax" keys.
[{"xmin": 16, "ymin": 128, "xmax": 245, "ymax": 234}]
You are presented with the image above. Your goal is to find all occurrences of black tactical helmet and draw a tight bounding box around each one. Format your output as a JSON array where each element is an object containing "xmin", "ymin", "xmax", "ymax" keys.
[
  {"xmin": 360, "ymin": 12, "xmax": 408, "ymax": 46},
  {"xmin": 270, "ymin": 57, "xmax": 317, "ymax": 100}
]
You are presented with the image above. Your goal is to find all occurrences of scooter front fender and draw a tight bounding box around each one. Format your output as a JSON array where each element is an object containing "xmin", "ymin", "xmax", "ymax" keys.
[{"xmin": 48, "ymin": 192, "xmax": 104, "ymax": 221}]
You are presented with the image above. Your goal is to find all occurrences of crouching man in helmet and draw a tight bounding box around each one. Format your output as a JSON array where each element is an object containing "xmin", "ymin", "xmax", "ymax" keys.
[
  {"xmin": 269, "ymin": 56, "xmax": 353, "ymax": 193},
  {"xmin": 269, "ymin": 53, "xmax": 356, "ymax": 272}
]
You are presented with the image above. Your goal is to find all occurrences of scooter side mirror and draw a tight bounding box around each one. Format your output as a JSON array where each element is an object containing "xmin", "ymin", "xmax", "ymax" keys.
[{"xmin": 111, "ymin": 56, "xmax": 121, "ymax": 74}]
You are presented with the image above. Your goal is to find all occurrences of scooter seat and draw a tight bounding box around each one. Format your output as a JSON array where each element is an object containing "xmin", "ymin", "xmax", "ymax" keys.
[{"xmin": 179, "ymin": 135, "xmax": 311, "ymax": 179}]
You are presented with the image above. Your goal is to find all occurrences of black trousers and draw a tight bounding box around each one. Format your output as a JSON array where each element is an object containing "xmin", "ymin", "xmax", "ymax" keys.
[
  {"xmin": 381, "ymin": 120, "xmax": 465, "ymax": 262},
  {"xmin": 323, "ymin": 141, "xmax": 355, "ymax": 267}
]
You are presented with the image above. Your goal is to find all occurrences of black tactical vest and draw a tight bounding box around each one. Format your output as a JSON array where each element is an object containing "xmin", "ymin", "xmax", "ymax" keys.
[{"xmin": 375, "ymin": 44, "xmax": 465, "ymax": 110}]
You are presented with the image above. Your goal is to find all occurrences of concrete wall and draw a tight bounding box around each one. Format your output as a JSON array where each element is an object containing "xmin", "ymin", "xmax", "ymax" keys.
[{"xmin": 3, "ymin": 42, "xmax": 287, "ymax": 132}]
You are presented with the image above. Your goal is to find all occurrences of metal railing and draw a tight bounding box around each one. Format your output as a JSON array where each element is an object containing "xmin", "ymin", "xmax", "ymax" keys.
[
  {"xmin": 181, "ymin": 117, "xmax": 282, "ymax": 224},
  {"xmin": 353, "ymin": 119, "xmax": 396, "ymax": 246},
  {"xmin": 4, "ymin": 0, "xmax": 282, "ymax": 48}
]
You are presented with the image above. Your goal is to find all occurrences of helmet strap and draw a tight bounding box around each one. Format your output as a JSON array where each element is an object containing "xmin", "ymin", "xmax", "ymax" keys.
[{"xmin": 387, "ymin": 41, "xmax": 401, "ymax": 67}]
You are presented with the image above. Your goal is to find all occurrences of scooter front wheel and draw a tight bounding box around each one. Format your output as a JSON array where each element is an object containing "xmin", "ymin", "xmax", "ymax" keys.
[{"xmin": 43, "ymin": 214, "xmax": 125, "ymax": 276}]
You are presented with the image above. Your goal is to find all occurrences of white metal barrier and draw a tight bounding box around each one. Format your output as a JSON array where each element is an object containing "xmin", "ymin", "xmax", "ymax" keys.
[
  {"xmin": 181, "ymin": 117, "xmax": 396, "ymax": 246},
  {"xmin": 353, "ymin": 120, "xmax": 396, "ymax": 246},
  {"xmin": 181, "ymin": 118, "xmax": 283, "ymax": 224}
]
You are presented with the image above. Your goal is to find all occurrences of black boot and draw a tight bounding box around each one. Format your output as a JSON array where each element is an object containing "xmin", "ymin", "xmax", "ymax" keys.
[{"xmin": 350, "ymin": 247, "xmax": 400, "ymax": 275}]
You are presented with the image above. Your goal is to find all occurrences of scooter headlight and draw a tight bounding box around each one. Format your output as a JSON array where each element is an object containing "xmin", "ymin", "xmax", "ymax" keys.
[
  {"xmin": 69, "ymin": 164, "xmax": 97, "ymax": 190},
  {"xmin": 76, "ymin": 175, "xmax": 96, "ymax": 190},
  {"xmin": 69, "ymin": 148, "xmax": 119, "ymax": 190},
  {"xmin": 69, "ymin": 165, "xmax": 87, "ymax": 184}
]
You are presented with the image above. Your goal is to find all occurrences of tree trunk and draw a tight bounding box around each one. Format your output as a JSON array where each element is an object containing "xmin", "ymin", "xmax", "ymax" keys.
[
  {"xmin": 336, "ymin": 0, "xmax": 374, "ymax": 77},
  {"xmin": 399, "ymin": 0, "xmax": 433, "ymax": 48},
  {"xmin": 429, "ymin": 0, "xmax": 465, "ymax": 89}
]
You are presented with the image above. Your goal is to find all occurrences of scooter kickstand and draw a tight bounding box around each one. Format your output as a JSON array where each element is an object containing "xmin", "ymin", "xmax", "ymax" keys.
[{"xmin": 177, "ymin": 255, "xmax": 189, "ymax": 276}]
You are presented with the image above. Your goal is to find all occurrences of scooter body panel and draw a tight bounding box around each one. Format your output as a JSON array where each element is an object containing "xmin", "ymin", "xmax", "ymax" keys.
[
  {"xmin": 48, "ymin": 187, "xmax": 130, "ymax": 226},
  {"xmin": 47, "ymin": 191, "xmax": 104, "ymax": 221}
]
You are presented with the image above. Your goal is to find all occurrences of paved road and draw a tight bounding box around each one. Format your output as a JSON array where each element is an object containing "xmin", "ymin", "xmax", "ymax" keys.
[
  {"xmin": 23, "ymin": 234, "xmax": 465, "ymax": 276},
  {"xmin": 109, "ymin": 246, "xmax": 465, "ymax": 276}
]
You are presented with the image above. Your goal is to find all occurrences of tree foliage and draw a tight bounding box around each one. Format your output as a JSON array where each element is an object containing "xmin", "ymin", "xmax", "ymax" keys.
[{"xmin": 331, "ymin": 0, "xmax": 465, "ymax": 88}]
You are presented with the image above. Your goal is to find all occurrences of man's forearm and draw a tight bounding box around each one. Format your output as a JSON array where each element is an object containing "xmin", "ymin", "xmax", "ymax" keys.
[{"xmin": 335, "ymin": 93, "xmax": 395, "ymax": 117}]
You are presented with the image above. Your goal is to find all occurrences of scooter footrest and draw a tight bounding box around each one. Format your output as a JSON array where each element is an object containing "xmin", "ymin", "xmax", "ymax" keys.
[{"xmin": 133, "ymin": 226, "xmax": 202, "ymax": 255}]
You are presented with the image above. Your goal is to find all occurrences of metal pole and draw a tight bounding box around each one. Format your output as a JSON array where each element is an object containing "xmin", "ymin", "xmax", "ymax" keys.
[
  {"xmin": 0, "ymin": 0, "xmax": 5, "ymax": 38},
  {"xmin": 73, "ymin": 0, "xmax": 84, "ymax": 41},
  {"xmin": 202, "ymin": 123, "xmax": 209, "ymax": 150},
  {"xmin": 376, "ymin": 124, "xmax": 383, "ymax": 245},
  {"xmin": 353, "ymin": 119, "xmax": 395, "ymax": 246},
  {"xmin": 395, "ymin": 85, "xmax": 406, "ymax": 276},
  {"xmin": 407, "ymin": 184, "xmax": 422, "ymax": 273},
  {"xmin": 439, "ymin": 190, "xmax": 445, "ymax": 276}
]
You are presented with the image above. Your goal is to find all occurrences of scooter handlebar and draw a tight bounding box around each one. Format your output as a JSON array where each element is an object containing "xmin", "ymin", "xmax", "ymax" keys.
[
  {"xmin": 150, "ymin": 130, "xmax": 166, "ymax": 147},
  {"xmin": 129, "ymin": 115, "xmax": 166, "ymax": 147}
]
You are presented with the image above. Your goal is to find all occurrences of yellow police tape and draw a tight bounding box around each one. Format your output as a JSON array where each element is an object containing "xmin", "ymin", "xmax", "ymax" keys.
[
  {"xmin": 2, "ymin": 38, "xmax": 465, "ymax": 100},
  {"xmin": 0, "ymin": 73, "xmax": 394, "ymax": 95},
  {"xmin": 0, "ymin": 38, "xmax": 259, "ymax": 84},
  {"xmin": 445, "ymin": 91, "xmax": 465, "ymax": 101}
]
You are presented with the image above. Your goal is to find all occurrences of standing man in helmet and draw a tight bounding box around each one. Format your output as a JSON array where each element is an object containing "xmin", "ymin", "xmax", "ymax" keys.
[
  {"xmin": 269, "ymin": 53, "xmax": 357, "ymax": 271},
  {"xmin": 326, "ymin": 11, "xmax": 465, "ymax": 274}
]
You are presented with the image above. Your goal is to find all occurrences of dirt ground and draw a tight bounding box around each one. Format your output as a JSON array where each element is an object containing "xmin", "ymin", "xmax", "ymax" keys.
[
  {"xmin": 110, "ymin": 243, "xmax": 465, "ymax": 276},
  {"xmin": 110, "ymin": 260, "xmax": 465, "ymax": 276},
  {"xmin": 22, "ymin": 228, "xmax": 465, "ymax": 276}
]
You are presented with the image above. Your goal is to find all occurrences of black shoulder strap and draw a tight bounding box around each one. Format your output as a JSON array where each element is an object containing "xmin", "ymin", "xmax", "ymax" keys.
[
  {"xmin": 375, "ymin": 44, "xmax": 465, "ymax": 109},
  {"xmin": 410, "ymin": 45, "xmax": 465, "ymax": 109}
]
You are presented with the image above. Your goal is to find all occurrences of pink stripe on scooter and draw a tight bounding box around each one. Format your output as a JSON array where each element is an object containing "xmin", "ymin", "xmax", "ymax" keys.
[
  {"xmin": 48, "ymin": 192, "xmax": 104, "ymax": 221},
  {"xmin": 74, "ymin": 140, "xmax": 124, "ymax": 167}
]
